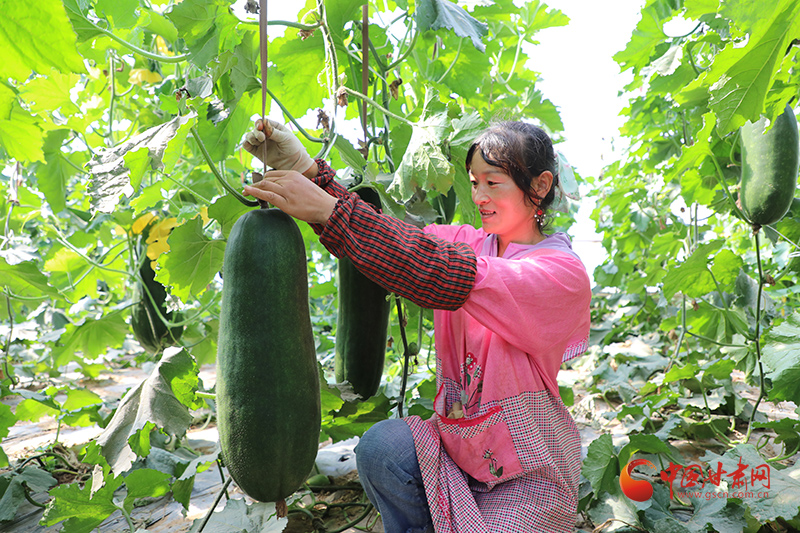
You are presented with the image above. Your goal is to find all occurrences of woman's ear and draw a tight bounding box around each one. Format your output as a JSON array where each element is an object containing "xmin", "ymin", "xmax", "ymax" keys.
[{"xmin": 533, "ymin": 170, "xmax": 554, "ymax": 200}]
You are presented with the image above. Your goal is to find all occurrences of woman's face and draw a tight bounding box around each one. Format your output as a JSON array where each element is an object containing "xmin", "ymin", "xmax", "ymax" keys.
[{"xmin": 469, "ymin": 150, "xmax": 540, "ymax": 247}]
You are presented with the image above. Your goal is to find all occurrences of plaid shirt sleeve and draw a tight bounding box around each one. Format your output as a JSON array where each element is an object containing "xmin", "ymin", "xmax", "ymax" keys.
[{"xmin": 310, "ymin": 160, "xmax": 477, "ymax": 311}]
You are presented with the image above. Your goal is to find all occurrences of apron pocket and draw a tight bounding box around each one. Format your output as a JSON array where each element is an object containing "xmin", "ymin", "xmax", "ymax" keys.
[{"xmin": 436, "ymin": 403, "xmax": 523, "ymax": 485}]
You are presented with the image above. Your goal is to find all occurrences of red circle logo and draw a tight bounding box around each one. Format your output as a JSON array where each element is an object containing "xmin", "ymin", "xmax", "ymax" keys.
[{"xmin": 620, "ymin": 458, "xmax": 655, "ymax": 502}]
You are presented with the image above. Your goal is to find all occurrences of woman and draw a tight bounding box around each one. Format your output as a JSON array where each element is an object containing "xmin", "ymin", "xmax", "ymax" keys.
[{"xmin": 242, "ymin": 119, "xmax": 591, "ymax": 533}]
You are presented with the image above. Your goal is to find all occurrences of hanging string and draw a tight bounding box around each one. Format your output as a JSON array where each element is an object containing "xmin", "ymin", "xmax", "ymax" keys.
[{"xmin": 259, "ymin": 0, "xmax": 269, "ymax": 175}]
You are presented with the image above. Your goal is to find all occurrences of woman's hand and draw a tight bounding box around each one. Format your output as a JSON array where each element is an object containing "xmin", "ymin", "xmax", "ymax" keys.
[
  {"xmin": 243, "ymin": 170, "xmax": 338, "ymax": 225},
  {"xmin": 242, "ymin": 119, "xmax": 316, "ymax": 176}
]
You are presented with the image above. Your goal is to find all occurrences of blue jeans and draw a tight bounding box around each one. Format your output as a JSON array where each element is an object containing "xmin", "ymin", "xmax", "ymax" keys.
[{"xmin": 355, "ymin": 419, "xmax": 434, "ymax": 533}]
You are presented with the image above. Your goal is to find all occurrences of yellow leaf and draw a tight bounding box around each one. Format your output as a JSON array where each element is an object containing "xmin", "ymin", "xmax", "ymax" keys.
[
  {"xmin": 146, "ymin": 217, "xmax": 177, "ymax": 260},
  {"xmin": 132, "ymin": 212, "xmax": 157, "ymax": 235},
  {"xmin": 129, "ymin": 69, "xmax": 163, "ymax": 86},
  {"xmin": 155, "ymin": 36, "xmax": 173, "ymax": 56},
  {"xmin": 200, "ymin": 207, "xmax": 210, "ymax": 225},
  {"xmin": 113, "ymin": 225, "xmax": 126, "ymax": 237}
]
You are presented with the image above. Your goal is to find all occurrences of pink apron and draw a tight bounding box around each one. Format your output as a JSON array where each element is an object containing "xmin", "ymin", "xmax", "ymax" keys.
[{"xmin": 405, "ymin": 225, "xmax": 591, "ymax": 533}]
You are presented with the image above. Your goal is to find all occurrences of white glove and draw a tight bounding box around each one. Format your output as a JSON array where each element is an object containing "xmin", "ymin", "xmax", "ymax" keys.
[{"xmin": 242, "ymin": 119, "xmax": 315, "ymax": 174}]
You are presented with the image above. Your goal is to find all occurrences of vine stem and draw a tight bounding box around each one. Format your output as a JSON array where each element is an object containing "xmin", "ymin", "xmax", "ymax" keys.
[
  {"xmin": 395, "ymin": 296, "xmax": 413, "ymax": 418},
  {"xmin": 189, "ymin": 126, "xmax": 259, "ymax": 207},
  {"xmin": 89, "ymin": 19, "xmax": 189, "ymax": 63},
  {"xmin": 342, "ymin": 88, "xmax": 414, "ymax": 127},
  {"xmin": 3, "ymin": 289, "xmax": 18, "ymax": 387},
  {"xmin": 108, "ymin": 55, "xmax": 116, "ymax": 145},
  {"xmin": 744, "ymin": 230, "xmax": 767, "ymax": 444},
  {"xmin": 262, "ymin": 87, "xmax": 324, "ymax": 143},
  {"xmin": 117, "ymin": 502, "xmax": 137, "ymax": 533},
  {"xmin": 197, "ymin": 477, "xmax": 233, "ymax": 533},
  {"xmin": 707, "ymin": 149, "xmax": 748, "ymax": 221}
]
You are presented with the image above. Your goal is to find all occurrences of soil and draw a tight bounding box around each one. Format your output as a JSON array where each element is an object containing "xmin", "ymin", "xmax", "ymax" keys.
[{"xmin": 1, "ymin": 337, "xmax": 796, "ymax": 532}]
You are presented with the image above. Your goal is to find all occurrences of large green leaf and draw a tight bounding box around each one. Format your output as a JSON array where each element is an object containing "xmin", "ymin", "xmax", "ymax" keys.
[
  {"xmin": 390, "ymin": 112, "xmax": 454, "ymax": 202},
  {"xmin": 661, "ymin": 241, "xmax": 724, "ymax": 299},
  {"xmin": 270, "ymin": 32, "xmax": 327, "ymax": 116},
  {"xmin": 416, "ymin": 0, "xmax": 488, "ymax": 52},
  {"xmin": 37, "ymin": 130, "xmax": 77, "ymax": 214},
  {"xmin": 0, "ymin": 467, "xmax": 57, "ymax": 521},
  {"xmin": 762, "ymin": 311, "xmax": 800, "ymax": 403},
  {"xmin": 678, "ymin": 0, "xmax": 800, "ymax": 134},
  {"xmin": 0, "ymin": 85, "xmax": 45, "ymax": 164},
  {"xmin": 582, "ymin": 433, "xmax": 619, "ymax": 496},
  {"xmin": 42, "ymin": 469, "xmax": 124, "ymax": 533},
  {"xmin": 613, "ymin": 0, "xmax": 677, "ymax": 75},
  {"xmin": 86, "ymin": 113, "xmax": 197, "ymax": 213},
  {"xmin": 52, "ymin": 313, "xmax": 130, "ymax": 367},
  {"xmin": 195, "ymin": 95, "xmax": 254, "ymax": 163},
  {"xmin": 122, "ymin": 469, "xmax": 172, "ymax": 514},
  {"xmin": 95, "ymin": 0, "xmax": 140, "ymax": 29},
  {"xmin": 700, "ymin": 444, "xmax": 800, "ymax": 523},
  {"xmin": 96, "ymin": 349, "xmax": 196, "ymax": 474},
  {"xmin": 155, "ymin": 216, "xmax": 225, "ymax": 301},
  {"xmin": 0, "ymin": 0, "xmax": 85, "ymax": 81}
]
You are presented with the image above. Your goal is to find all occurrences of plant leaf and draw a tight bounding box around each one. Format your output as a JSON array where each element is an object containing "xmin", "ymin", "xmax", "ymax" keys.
[
  {"xmin": 42, "ymin": 469, "xmax": 124, "ymax": 533},
  {"xmin": 0, "ymin": 0, "xmax": 85, "ymax": 81},
  {"xmin": 582, "ymin": 433, "xmax": 619, "ymax": 496},
  {"xmin": 416, "ymin": 0, "xmax": 488, "ymax": 52},
  {"xmin": 86, "ymin": 113, "xmax": 196, "ymax": 213},
  {"xmin": 762, "ymin": 311, "xmax": 800, "ymax": 403},
  {"xmin": 96, "ymin": 349, "xmax": 196, "ymax": 474},
  {"xmin": 155, "ymin": 216, "xmax": 225, "ymax": 301},
  {"xmin": 700, "ymin": 444, "xmax": 800, "ymax": 523}
]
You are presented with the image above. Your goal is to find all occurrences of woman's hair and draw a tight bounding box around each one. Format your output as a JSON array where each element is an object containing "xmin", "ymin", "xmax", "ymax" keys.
[{"xmin": 465, "ymin": 121, "xmax": 559, "ymax": 229}]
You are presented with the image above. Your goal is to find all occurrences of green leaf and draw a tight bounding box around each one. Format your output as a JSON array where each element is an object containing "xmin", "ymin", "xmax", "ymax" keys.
[
  {"xmin": 762, "ymin": 311, "xmax": 800, "ymax": 403},
  {"xmin": 62, "ymin": 388, "xmax": 103, "ymax": 411},
  {"xmin": 52, "ymin": 314, "xmax": 129, "ymax": 367},
  {"xmin": 334, "ymin": 135, "xmax": 367, "ymax": 171},
  {"xmin": 167, "ymin": 0, "xmax": 243, "ymax": 65},
  {"xmin": 95, "ymin": 0, "xmax": 140, "ymax": 29},
  {"xmin": 582, "ymin": 433, "xmax": 619, "ymax": 496},
  {"xmin": 155, "ymin": 216, "xmax": 225, "ymax": 301},
  {"xmin": 15, "ymin": 398, "xmax": 59, "ymax": 422},
  {"xmin": 0, "ymin": 257, "xmax": 59, "ymax": 299},
  {"xmin": 0, "ymin": 402, "xmax": 15, "ymax": 442},
  {"xmin": 683, "ymin": 0, "xmax": 800, "ymax": 134},
  {"xmin": 324, "ymin": 394, "xmax": 392, "ymax": 441},
  {"xmin": 96, "ymin": 349, "xmax": 195, "ymax": 474},
  {"xmin": 325, "ymin": 0, "xmax": 367, "ymax": 47},
  {"xmin": 195, "ymin": 95, "xmax": 253, "ymax": 163},
  {"xmin": 587, "ymin": 491, "xmax": 642, "ymax": 531},
  {"xmin": 0, "ymin": 467, "xmax": 57, "ymax": 521},
  {"xmin": 0, "ymin": 92, "xmax": 45, "ymax": 164},
  {"xmin": 143, "ymin": 8, "xmax": 179, "ymax": 42},
  {"xmin": 19, "ymin": 72, "xmax": 82, "ymax": 116},
  {"xmin": 271, "ymin": 32, "xmax": 327, "ymax": 116},
  {"xmin": 614, "ymin": 0, "xmax": 677, "ymax": 74},
  {"xmin": 42, "ymin": 470, "xmax": 124, "ymax": 533},
  {"xmin": 416, "ymin": 0, "xmax": 488, "ymax": 52},
  {"xmin": 662, "ymin": 241, "xmax": 724, "ymax": 299},
  {"xmin": 390, "ymin": 112, "xmax": 454, "ymax": 201},
  {"xmin": 37, "ymin": 129, "xmax": 77, "ymax": 214},
  {"xmin": 208, "ymin": 196, "xmax": 252, "ymax": 239},
  {"xmin": 709, "ymin": 249, "xmax": 744, "ymax": 288},
  {"xmin": 0, "ymin": 0, "xmax": 85, "ymax": 81},
  {"xmin": 700, "ymin": 444, "xmax": 800, "ymax": 523},
  {"xmin": 122, "ymin": 469, "xmax": 172, "ymax": 514},
  {"xmin": 86, "ymin": 113, "xmax": 197, "ymax": 213}
]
